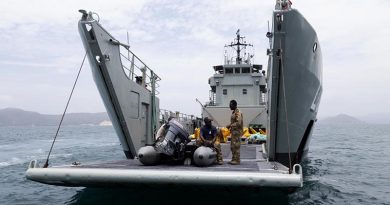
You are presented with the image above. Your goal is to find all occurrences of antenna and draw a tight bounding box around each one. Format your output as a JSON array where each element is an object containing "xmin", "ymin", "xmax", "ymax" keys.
[{"xmin": 225, "ymin": 29, "xmax": 253, "ymax": 64}]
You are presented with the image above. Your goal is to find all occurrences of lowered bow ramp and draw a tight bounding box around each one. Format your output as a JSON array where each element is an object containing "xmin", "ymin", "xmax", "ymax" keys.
[
  {"xmin": 78, "ymin": 11, "xmax": 160, "ymax": 159},
  {"xmin": 26, "ymin": 144, "xmax": 303, "ymax": 188},
  {"xmin": 26, "ymin": 167, "xmax": 302, "ymax": 188}
]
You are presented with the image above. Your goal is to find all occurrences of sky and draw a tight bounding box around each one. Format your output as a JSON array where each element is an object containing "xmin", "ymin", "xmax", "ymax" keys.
[{"xmin": 0, "ymin": 0, "xmax": 389, "ymax": 118}]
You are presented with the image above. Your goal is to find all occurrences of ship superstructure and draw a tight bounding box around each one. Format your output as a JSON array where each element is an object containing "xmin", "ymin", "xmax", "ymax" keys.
[{"xmin": 202, "ymin": 30, "xmax": 267, "ymax": 129}]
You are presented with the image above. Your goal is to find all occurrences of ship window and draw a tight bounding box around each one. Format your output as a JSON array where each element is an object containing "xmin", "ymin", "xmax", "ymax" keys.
[
  {"xmin": 223, "ymin": 89, "xmax": 227, "ymax": 95},
  {"xmin": 243, "ymin": 89, "xmax": 247, "ymax": 95},
  {"xmin": 242, "ymin": 67, "xmax": 250, "ymax": 73},
  {"xmin": 225, "ymin": 68, "xmax": 233, "ymax": 74},
  {"xmin": 235, "ymin": 68, "xmax": 241, "ymax": 74}
]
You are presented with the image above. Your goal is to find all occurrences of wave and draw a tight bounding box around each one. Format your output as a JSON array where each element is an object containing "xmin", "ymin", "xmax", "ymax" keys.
[
  {"xmin": 0, "ymin": 157, "xmax": 23, "ymax": 168},
  {"xmin": 0, "ymin": 152, "xmax": 74, "ymax": 168}
]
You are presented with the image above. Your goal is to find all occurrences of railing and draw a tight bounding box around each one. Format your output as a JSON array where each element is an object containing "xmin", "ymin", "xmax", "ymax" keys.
[
  {"xmin": 224, "ymin": 53, "xmax": 253, "ymax": 66},
  {"xmin": 82, "ymin": 11, "xmax": 161, "ymax": 95},
  {"xmin": 208, "ymin": 90, "xmax": 216, "ymax": 106},
  {"xmin": 114, "ymin": 40, "xmax": 161, "ymax": 95},
  {"xmin": 111, "ymin": 38, "xmax": 161, "ymax": 137},
  {"xmin": 261, "ymin": 93, "xmax": 267, "ymax": 105},
  {"xmin": 159, "ymin": 109, "xmax": 197, "ymax": 123}
]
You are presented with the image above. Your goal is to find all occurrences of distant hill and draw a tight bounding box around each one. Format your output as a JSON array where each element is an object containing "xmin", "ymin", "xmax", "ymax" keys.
[
  {"xmin": 357, "ymin": 113, "xmax": 390, "ymax": 124},
  {"xmin": 0, "ymin": 108, "xmax": 110, "ymax": 126},
  {"xmin": 318, "ymin": 114, "xmax": 366, "ymax": 125}
]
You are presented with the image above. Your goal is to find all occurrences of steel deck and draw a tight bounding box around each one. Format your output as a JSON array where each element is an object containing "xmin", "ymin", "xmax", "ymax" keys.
[{"xmin": 26, "ymin": 144, "xmax": 303, "ymax": 188}]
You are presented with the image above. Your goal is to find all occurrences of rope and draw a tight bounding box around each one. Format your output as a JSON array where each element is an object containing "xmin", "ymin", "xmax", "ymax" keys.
[
  {"xmin": 43, "ymin": 52, "xmax": 87, "ymax": 168},
  {"xmin": 279, "ymin": 40, "xmax": 292, "ymax": 173}
]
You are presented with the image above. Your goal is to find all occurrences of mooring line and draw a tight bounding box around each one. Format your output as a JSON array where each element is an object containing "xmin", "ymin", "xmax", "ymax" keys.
[
  {"xmin": 43, "ymin": 52, "xmax": 87, "ymax": 168},
  {"xmin": 279, "ymin": 39, "xmax": 292, "ymax": 173}
]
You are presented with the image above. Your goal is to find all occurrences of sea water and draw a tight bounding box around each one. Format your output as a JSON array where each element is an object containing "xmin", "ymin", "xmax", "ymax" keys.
[{"xmin": 0, "ymin": 124, "xmax": 389, "ymax": 205}]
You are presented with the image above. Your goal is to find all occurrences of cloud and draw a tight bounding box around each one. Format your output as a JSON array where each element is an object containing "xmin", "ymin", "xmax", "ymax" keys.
[
  {"xmin": 0, "ymin": 95, "xmax": 13, "ymax": 102},
  {"xmin": 0, "ymin": 0, "xmax": 389, "ymax": 117},
  {"xmin": 0, "ymin": 0, "xmax": 149, "ymax": 28},
  {"xmin": 0, "ymin": 61, "xmax": 56, "ymax": 68}
]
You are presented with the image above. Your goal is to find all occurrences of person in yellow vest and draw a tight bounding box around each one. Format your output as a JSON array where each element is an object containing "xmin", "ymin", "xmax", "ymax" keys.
[{"xmin": 226, "ymin": 100, "xmax": 243, "ymax": 165}]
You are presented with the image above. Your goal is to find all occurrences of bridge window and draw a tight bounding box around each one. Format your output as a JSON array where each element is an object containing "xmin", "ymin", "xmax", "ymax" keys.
[
  {"xmin": 242, "ymin": 67, "xmax": 250, "ymax": 73},
  {"xmin": 235, "ymin": 68, "xmax": 241, "ymax": 74},
  {"xmin": 223, "ymin": 89, "xmax": 227, "ymax": 95},
  {"xmin": 243, "ymin": 89, "xmax": 247, "ymax": 95},
  {"xmin": 225, "ymin": 68, "xmax": 233, "ymax": 74}
]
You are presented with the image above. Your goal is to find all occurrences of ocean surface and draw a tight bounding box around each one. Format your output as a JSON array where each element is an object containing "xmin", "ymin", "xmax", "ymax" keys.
[{"xmin": 0, "ymin": 124, "xmax": 389, "ymax": 205}]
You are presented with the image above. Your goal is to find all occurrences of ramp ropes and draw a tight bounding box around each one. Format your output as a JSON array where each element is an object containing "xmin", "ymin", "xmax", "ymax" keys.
[
  {"xmin": 278, "ymin": 39, "xmax": 292, "ymax": 173},
  {"xmin": 43, "ymin": 52, "xmax": 87, "ymax": 168}
]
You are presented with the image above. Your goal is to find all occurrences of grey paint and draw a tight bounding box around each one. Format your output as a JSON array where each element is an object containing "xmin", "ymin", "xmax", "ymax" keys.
[
  {"xmin": 266, "ymin": 9, "xmax": 322, "ymax": 165},
  {"xmin": 25, "ymin": 5, "xmax": 318, "ymax": 189},
  {"xmin": 193, "ymin": 146, "xmax": 217, "ymax": 166},
  {"xmin": 26, "ymin": 166, "xmax": 302, "ymax": 188},
  {"xmin": 204, "ymin": 37, "xmax": 267, "ymax": 127},
  {"xmin": 137, "ymin": 146, "xmax": 160, "ymax": 165},
  {"xmin": 78, "ymin": 13, "xmax": 159, "ymax": 158},
  {"xmin": 26, "ymin": 143, "xmax": 303, "ymax": 187},
  {"xmin": 209, "ymin": 71, "xmax": 266, "ymax": 107}
]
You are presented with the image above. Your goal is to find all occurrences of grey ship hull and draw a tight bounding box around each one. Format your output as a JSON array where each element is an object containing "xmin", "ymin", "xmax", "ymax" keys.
[
  {"xmin": 78, "ymin": 15, "xmax": 159, "ymax": 159},
  {"xmin": 26, "ymin": 7, "xmax": 321, "ymax": 189},
  {"xmin": 267, "ymin": 9, "xmax": 322, "ymax": 167}
]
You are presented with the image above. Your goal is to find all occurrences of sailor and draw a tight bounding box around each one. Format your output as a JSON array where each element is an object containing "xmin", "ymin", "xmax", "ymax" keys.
[
  {"xmin": 226, "ymin": 100, "xmax": 243, "ymax": 165},
  {"xmin": 196, "ymin": 117, "xmax": 223, "ymax": 165}
]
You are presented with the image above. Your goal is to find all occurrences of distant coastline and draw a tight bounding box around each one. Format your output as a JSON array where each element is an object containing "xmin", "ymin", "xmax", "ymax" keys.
[
  {"xmin": 1, "ymin": 107, "xmax": 390, "ymax": 126},
  {"xmin": 0, "ymin": 108, "xmax": 111, "ymax": 126},
  {"xmin": 318, "ymin": 113, "xmax": 390, "ymax": 125}
]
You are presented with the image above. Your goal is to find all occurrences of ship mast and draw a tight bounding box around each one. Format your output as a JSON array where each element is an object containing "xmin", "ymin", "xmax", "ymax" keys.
[{"xmin": 225, "ymin": 29, "xmax": 253, "ymax": 64}]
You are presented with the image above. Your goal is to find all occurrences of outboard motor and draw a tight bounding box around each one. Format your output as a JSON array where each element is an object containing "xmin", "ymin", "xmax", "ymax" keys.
[
  {"xmin": 138, "ymin": 118, "xmax": 191, "ymax": 165},
  {"xmin": 154, "ymin": 118, "xmax": 191, "ymax": 157}
]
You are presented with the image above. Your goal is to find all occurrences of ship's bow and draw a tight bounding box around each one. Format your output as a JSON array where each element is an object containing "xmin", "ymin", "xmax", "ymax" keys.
[{"xmin": 267, "ymin": 8, "xmax": 323, "ymax": 167}]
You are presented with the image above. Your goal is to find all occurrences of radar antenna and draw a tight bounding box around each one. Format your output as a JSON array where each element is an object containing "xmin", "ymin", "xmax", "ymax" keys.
[{"xmin": 225, "ymin": 29, "xmax": 253, "ymax": 64}]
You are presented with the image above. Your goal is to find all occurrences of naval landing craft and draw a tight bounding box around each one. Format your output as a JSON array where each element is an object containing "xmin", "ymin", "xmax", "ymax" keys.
[{"xmin": 26, "ymin": 0, "xmax": 322, "ymax": 190}]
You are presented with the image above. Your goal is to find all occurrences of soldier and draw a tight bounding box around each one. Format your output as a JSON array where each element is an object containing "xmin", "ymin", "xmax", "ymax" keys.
[
  {"xmin": 196, "ymin": 117, "xmax": 223, "ymax": 165},
  {"xmin": 226, "ymin": 100, "xmax": 243, "ymax": 165}
]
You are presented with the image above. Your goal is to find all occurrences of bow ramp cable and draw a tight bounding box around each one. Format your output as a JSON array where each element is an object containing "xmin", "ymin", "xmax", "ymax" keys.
[{"xmin": 43, "ymin": 52, "xmax": 87, "ymax": 168}]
